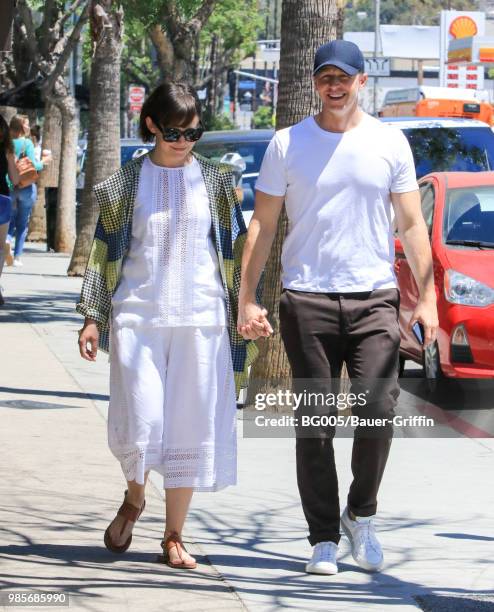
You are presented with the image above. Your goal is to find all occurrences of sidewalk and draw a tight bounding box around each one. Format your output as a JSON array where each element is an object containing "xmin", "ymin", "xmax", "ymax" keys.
[{"xmin": 1, "ymin": 244, "xmax": 493, "ymax": 612}]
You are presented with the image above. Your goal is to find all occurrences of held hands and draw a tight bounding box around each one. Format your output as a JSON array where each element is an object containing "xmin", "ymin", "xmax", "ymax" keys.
[
  {"xmin": 408, "ymin": 295, "xmax": 439, "ymax": 347},
  {"xmin": 237, "ymin": 301, "xmax": 273, "ymax": 340},
  {"xmin": 78, "ymin": 319, "xmax": 99, "ymax": 361}
]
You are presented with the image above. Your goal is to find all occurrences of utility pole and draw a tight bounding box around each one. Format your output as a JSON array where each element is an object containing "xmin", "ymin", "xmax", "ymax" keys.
[{"xmin": 373, "ymin": 0, "xmax": 381, "ymax": 115}]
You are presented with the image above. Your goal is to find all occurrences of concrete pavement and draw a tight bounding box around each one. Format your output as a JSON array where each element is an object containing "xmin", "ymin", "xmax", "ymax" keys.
[{"xmin": 0, "ymin": 244, "xmax": 493, "ymax": 612}]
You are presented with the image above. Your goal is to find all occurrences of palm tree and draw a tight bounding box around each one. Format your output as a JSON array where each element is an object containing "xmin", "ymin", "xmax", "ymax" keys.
[
  {"xmin": 247, "ymin": 0, "xmax": 341, "ymax": 405},
  {"xmin": 68, "ymin": 0, "xmax": 124, "ymax": 276}
]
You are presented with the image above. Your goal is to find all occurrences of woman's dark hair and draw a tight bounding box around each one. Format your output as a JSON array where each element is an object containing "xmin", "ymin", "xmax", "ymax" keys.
[
  {"xmin": 0, "ymin": 114, "xmax": 13, "ymax": 154},
  {"xmin": 139, "ymin": 82, "xmax": 202, "ymax": 143},
  {"xmin": 30, "ymin": 124, "xmax": 41, "ymax": 144}
]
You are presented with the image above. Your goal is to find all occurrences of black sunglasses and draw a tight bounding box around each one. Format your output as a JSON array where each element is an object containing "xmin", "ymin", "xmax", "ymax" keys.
[{"xmin": 154, "ymin": 121, "xmax": 204, "ymax": 143}]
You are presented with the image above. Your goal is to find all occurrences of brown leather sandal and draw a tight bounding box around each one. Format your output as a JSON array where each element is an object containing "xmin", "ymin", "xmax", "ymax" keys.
[
  {"xmin": 160, "ymin": 532, "xmax": 197, "ymax": 569},
  {"xmin": 104, "ymin": 490, "xmax": 145, "ymax": 554}
]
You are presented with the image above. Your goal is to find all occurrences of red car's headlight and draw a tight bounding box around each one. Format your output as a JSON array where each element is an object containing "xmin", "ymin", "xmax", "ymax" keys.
[{"xmin": 444, "ymin": 270, "xmax": 494, "ymax": 307}]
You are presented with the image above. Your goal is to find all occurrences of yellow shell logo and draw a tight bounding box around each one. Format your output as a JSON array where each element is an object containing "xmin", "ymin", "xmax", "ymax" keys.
[{"xmin": 449, "ymin": 16, "xmax": 478, "ymax": 39}]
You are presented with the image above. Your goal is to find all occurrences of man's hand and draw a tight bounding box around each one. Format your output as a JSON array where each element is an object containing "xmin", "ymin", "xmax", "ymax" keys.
[
  {"xmin": 408, "ymin": 295, "xmax": 439, "ymax": 347},
  {"xmin": 238, "ymin": 301, "xmax": 273, "ymax": 340},
  {"xmin": 78, "ymin": 319, "xmax": 99, "ymax": 361}
]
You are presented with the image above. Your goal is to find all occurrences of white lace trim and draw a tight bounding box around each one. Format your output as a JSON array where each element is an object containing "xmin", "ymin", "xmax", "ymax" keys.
[{"xmin": 115, "ymin": 444, "xmax": 236, "ymax": 491}]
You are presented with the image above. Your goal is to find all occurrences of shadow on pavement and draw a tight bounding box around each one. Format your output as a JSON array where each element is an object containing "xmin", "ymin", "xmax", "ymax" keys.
[
  {"xmin": 188, "ymin": 503, "xmax": 494, "ymax": 608},
  {"xmin": 0, "ymin": 386, "xmax": 108, "ymax": 403},
  {"xmin": 0, "ymin": 291, "xmax": 80, "ymax": 325}
]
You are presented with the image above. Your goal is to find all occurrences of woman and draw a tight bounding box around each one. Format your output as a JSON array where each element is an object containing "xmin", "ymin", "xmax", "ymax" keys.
[
  {"xmin": 77, "ymin": 82, "xmax": 260, "ymax": 569},
  {"xmin": 30, "ymin": 125, "xmax": 42, "ymax": 163},
  {"xmin": 7, "ymin": 115, "xmax": 46, "ymax": 267},
  {"xmin": 0, "ymin": 115, "xmax": 20, "ymax": 305}
]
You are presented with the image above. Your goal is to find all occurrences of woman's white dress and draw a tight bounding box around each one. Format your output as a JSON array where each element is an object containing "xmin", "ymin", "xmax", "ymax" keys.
[{"xmin": 108, "ymin": 156, "xmax": 237, "ymax": 491}]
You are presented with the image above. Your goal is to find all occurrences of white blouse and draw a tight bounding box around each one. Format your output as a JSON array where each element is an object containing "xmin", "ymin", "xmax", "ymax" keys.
[{"xmin": 111, "ymin": 156, "xmax": 226, "ymax": 327}]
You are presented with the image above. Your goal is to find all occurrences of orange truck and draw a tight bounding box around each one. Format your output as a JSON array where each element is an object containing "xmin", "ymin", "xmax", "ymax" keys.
[{"xmin": 379, "ymin": 86, "xmax": 494, "ymax": 126}]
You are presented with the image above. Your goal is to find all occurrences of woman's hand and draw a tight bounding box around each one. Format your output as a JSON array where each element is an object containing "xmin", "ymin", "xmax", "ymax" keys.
[
  {"xmin": 237, "ymin": 301, "xmax": 273, "ymax": 340},
  {"xmin": 78, "ymin": 319, "xmax": 99, "ymax": 361}
]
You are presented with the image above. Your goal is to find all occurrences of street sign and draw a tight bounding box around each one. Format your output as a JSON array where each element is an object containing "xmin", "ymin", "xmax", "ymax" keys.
[
  {"xmin": 365, "ymin": 57, "xmax": 390, "ymax": 77},
  {"xmin": 128, "ymin": 85, "xmax": 146, "ymax": 113}
]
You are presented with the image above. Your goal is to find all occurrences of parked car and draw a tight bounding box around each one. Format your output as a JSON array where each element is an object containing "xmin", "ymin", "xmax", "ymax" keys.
[
  {"xmin": 194, "ymin": 129, "xmax": 274, "ymax": 224},
  {"xmin": 395, "ymin": 171, "xmax": 494, "ymax": 381},
  {"xmin": 381, "ymin": 118, "xmax": 494, "ymax": 179},
  {"xmin": 76, "ymin": 131, "xmax": 274, "ymax": 226}
]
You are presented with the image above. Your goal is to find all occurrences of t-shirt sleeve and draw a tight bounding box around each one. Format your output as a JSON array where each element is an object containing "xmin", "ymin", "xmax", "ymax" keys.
[
  {"xmin": 255, "ymin": 133, "xmax": 287, "ymax": 197},
  {"xmin": 390, "ymin": 130, "xmax": 419, "ymax": 193}
]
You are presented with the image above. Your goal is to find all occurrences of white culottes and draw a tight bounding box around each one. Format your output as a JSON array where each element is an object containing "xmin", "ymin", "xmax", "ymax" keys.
[{"xmin": 108, "ymin": 324, "xmax": 237, "ymax": 491}]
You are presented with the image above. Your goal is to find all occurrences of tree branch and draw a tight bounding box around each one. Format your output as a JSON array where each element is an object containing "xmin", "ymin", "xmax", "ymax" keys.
[
  {"xmin": 40, "ymin": 0, "xmax": 56, "ymax": 56},
  {"xmin": 190, "ymin": 0, "xmax": 218, "ymax": 30},
  {"xmin": 16, "ymin": 0, "xmax": 40, "ymax": 67},
  {"xmin": 58, "ymin": 0, "xmax": 89, "ymax": 37},
  {"xmin": 43, "ymin": 1, "xmax": 90, "ymax": 96},
  {"xmin": 159, "ymin": 1, "xmax": 182, "ymax": 40},
  {"xmin": 121, "ymin": 60, "xmax": 153, "ymax": 90},
  {"xmin": 195, "ymin": 72, "xmax": 213, "ymax": 90},
  {"xmin": 149, "ymin": 23, "xmax": 175, "ymax": 78}
]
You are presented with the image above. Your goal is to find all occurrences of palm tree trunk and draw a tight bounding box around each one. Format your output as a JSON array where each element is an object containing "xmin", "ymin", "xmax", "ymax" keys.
[
  {"xmin": 54, "ymin": 95, "xmax": 78, "ymax": 253},
  {"xmin": 247, "ymin": 0, "xmax": 340, "ymax": 407},
  {"xmin": 68, "ymin": 1, "xmax": 123, "ymax": 276},
  {"xmin": 28, "ymin": 100, "xmax": 62, "ymax": 242}
]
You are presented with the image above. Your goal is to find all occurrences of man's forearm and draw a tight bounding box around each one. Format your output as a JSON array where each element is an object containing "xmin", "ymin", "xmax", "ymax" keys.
[
  {"xmin": 400, "ymin": 222, "xmax": 436, "ymax": 300},
  {"xmin": 240, "ymin": 219, "xmax": 277, "ymax": 302}
]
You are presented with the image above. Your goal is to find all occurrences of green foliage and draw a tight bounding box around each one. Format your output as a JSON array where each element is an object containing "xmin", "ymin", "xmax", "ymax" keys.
[
  {"xmin": 203, "ymin": 112, "xmax": 236, "ymax": 131},
  {"xmin": 201, "ymin": 0, "xmax": 263, "ymax": 64},
  {"xmin": 252, "ymin": 106, "xmax": 273, "ymax": 128},
  {"xmin": 120, "ymin": 16, "xmax": 160, "ymax": 89},
  {"xmin": 344, "ymin": 0, "xmax": 480, "ymax": 31},
  {"xmin": 122, "ymin": 0, "xmax": 205, "ymax": 27}
]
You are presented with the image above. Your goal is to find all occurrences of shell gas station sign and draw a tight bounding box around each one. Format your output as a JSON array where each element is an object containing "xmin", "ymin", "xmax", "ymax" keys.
[
  {"xmin": 440, "ymin": 11, "xmax": 485, "ymax": 90},
  {"xmin": 448, "ymin": 36, "xmax": 494, "ymax": 64}
]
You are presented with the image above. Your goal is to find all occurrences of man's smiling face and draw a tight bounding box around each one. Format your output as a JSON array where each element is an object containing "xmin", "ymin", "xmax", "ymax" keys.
[{"xmin": 313, "ymin": 65, "xmax": 367, "ymax": 114}]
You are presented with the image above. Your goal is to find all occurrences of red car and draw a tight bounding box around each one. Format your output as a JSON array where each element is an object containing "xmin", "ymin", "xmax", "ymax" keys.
[{"xmin": 395, "ymin": 171, "xmax": 494, "ymax": 380}]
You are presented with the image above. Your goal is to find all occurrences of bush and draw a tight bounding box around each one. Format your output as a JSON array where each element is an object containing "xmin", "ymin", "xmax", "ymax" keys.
[
  {"xmin": 204, "ymin": 112, "xmax": 236, "ymax": 131},
  {"xmin": 252, "ymin": 106, "xmax": 274, "ymax": 129}
]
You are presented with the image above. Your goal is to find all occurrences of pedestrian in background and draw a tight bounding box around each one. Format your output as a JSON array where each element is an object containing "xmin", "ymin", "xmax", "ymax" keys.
[
  {"xmin": 238, "ymin": 40, "xmax": 438, "ymax": 575},
  {"xmin": 30, "ymin": 125, "xmax": 42, "ymax": 163},
  {"xmin": 7, "ymin": 115, "xmax": 51, "ymax": 266},
  {"xmin": 77, "ymin": 82, "xmax": 258, "ymax": 569},
  {"xmin": 0, "ymin": 114, "xmax": 20, "ymax": 305}
]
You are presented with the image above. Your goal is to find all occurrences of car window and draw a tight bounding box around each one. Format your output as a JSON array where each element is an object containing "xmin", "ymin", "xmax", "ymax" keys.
[
  {"xmin": 444, "ymin": 186, "xmax": 494, "ymax": 243},
  {"xmin": 420, "ymin": 183, "xmax": 435, "ymax": 235},
  {"xmin": 193, "ymin": 140, "xmax": 269, "ymax": 175},
  {"xmin": 402, "ymin": 127, "xmax": 494, "ymax": 179}
]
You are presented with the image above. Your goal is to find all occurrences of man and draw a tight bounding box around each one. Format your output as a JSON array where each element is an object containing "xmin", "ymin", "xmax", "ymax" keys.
[{"xmin": 237, "ymin": 40, "xmax": 438, "ymax": 575}]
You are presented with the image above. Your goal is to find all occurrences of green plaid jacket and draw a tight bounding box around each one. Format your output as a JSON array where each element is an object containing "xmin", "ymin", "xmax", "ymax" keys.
[{"xmin": 76, "ymin": 152, "xmax": 259, "ymax": 396}]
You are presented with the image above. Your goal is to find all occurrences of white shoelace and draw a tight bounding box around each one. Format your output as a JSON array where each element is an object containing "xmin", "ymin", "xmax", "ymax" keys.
[
  {"xmin": 355, "ymin": 521, "xmax": 380, "ymax": 554},
  {"xmin": 314, "ymin": 542, "xmax": 337, "ymax": 562}
]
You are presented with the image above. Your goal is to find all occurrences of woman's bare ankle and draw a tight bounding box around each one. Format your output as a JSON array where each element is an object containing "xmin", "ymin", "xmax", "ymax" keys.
[{"xmin": 125, "ymin": 492, "xmax": 144, "ymax": 508}]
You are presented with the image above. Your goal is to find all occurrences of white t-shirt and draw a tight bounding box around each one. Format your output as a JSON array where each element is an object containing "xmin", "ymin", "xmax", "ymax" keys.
[
  {"xmin": 255, "ymin": 114, "xmax": 418, "ymax": 292},
  {"xmin": 112, "ymin": 156, "xmax": 226, "ymax": 327}
]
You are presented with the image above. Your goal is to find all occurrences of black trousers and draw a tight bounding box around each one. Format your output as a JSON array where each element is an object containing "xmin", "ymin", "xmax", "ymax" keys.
[{"xmin": 279, "ymin": 288, "xmax": 401, "ymax": 545}]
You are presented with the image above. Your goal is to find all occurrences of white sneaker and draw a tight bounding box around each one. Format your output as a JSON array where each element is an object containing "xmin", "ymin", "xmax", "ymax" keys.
[
  {"xmin": 13, "ymin": 257, "xmax": 23, "ymax": 267},
  {"xmin": 305, "ymin": 541, "xmax": 338, "ymax": 575},
  {"xmin": 341, "ymin": 507, "xmax": 383, "ymax": 571}
]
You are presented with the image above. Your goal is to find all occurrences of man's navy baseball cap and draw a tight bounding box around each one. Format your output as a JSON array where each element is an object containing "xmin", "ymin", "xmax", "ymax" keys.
[{"xmin": 313, "ymin": 40, "xmax": 365, "ymax": 76}]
